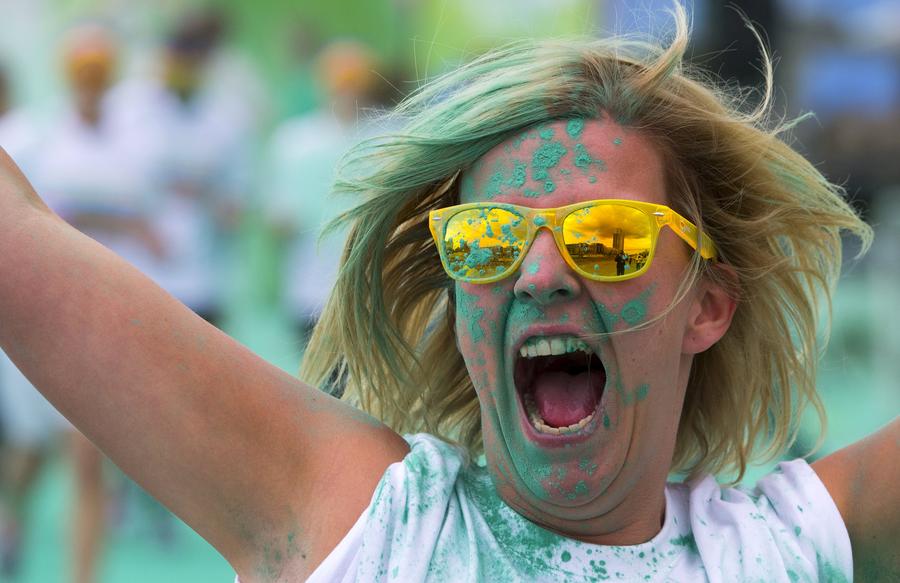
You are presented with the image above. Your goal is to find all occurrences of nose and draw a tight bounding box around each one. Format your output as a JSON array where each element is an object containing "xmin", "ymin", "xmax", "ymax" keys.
[{"xmin": 513, "ymin": 229, "xmax": 583, "ymax": 305}]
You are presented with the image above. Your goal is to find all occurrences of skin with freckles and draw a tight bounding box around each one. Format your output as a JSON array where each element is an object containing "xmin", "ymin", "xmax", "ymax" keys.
[{"xmin": 455, "ymin": 117, "xmax": 729, "ymax": 545}]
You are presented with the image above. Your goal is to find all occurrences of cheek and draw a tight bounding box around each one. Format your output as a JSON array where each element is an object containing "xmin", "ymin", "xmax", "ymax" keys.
[
  {"xmin": 588, "ymin": 284, "xmax": 657, "ymax": 333},
  {"xmin": 454, "ymin": 283, "xmax": 514, "ymax": 392}
]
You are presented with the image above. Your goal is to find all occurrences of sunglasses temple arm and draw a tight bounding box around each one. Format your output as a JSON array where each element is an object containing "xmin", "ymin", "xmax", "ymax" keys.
[{"xmin": 665, "ymin": 210, "xmax": 718, "ymax": 260}]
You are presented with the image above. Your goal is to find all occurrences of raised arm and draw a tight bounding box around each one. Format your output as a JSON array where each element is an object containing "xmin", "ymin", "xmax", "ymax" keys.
[
  {"xmin": 0, "ymin": 150, "xmax": 409, "ymax": 580},
  {"xmin": 813, "ymin": 417, "xmax": 900, "ymax": 582}
]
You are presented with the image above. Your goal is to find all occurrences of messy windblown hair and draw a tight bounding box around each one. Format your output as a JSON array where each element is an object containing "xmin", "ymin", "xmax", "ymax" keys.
[{"xmin": 301, "ymin": 3, "xmax": 872, "ymax": 481}]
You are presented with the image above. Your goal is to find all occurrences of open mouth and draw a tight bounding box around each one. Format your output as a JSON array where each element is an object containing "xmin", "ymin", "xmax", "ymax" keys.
[{"xmin": 514, "ymin": 336, "xmax": 606, "ymax": 435}]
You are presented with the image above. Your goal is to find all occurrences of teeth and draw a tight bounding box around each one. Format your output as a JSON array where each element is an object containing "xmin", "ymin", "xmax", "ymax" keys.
[
  {"xmin": 536, "ymin": 339, "xmax": 551, "ymax": 356},
  {"xmin": 523, "ymin": 393, "xmax": 596, "ymax": 435},
  {"xmin": 550, "ymin": 338, "xmax": 565, "ymax": 355},
  {"xmin": 518, "ymin": 335, "xmax": 593, "ymax": 358}
]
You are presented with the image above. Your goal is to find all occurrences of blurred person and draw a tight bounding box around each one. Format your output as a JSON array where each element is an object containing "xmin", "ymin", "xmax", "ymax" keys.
[
  {"xmin": 109, "ymin": 10, "xmax": 258, "ymax": 326},
  {"xmin": 0, "ymin": 64, "xmax": 61, "ymax": 580},
  {"xmin": 1, "ymin": 5, "xmax": 898, "ymax": 583},
  {"xmin": 263, "ymin": 40, "xmax": 394, "ymax": 344},
  {"xmin": 26, "ymin": 24, "xmax": 163, "ymax": 583}
]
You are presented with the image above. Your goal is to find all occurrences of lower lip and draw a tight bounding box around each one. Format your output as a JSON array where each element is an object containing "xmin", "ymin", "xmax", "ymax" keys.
[{"xmin": 515, "ymin": 390, "xmax": 603, "ymax": 448}]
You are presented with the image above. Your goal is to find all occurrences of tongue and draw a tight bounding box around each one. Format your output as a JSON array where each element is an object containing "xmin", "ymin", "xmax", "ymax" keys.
[{"xmin": 532, "ymin": 370, "xmax": 600, "ymax": 428}]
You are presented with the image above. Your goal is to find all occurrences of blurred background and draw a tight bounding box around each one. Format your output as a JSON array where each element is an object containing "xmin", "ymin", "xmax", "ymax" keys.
[{"xmin": 0, "ymin": 0, "xmax": 897, "ymax": 581}]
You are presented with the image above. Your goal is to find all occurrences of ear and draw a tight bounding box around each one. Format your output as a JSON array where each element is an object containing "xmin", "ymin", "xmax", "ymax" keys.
[{"xmin": 682, "ymin": 269, "xmax": 738, "ymax": 355}]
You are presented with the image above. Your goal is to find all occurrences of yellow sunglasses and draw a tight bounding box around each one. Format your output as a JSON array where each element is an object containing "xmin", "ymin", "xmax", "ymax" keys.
[{"xmin": 428, "ymin": 199, "xmax": 717, "ymax": 284}]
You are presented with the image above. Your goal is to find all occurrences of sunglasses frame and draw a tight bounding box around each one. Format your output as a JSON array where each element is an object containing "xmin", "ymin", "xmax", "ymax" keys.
[{"xmin": 429, "ymin": 198, "xmax": 717, "ymax": 284}]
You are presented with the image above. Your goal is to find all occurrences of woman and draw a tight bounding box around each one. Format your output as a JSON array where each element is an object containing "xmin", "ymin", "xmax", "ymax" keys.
[{"xmin": 0, "ymin": 5, "xmax": 896, "ymax": 582}]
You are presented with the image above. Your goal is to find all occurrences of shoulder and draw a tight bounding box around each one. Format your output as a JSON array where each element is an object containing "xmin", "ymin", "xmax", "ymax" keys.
[
  {"xmin": 812, "ymin": 418, "xmax": 900, "ymax": 581},
  {"xmin": 676, "ymin": 461, "xmax": 852, "ymax": 581},
  {"xmin": 305, "ymin": 433, "xmax": 471, "ymax": 582}
]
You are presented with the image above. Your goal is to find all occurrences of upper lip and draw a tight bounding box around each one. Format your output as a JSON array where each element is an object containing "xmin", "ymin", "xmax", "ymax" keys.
[{"xmin": 509, "ymin": 325, "xmax": 599, "ymax": 364}]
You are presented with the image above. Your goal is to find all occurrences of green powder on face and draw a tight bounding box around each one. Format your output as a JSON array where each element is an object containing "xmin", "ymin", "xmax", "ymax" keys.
[
  {"xmin": 603, "ymin": 413, "xmax": 610, "ymax": 428},
  {"xmin": 588, "ymin": 175, "xmax": 598, "ymax": 184},
  {"xmin": 621, "ymin": 286, "xmax": 655, "ymax": 326},
  {"xmin": 566, "ymin": 119, "xmax": 584, "ymax": 139},
  {"xmin": 456, "ymin": 287, "xmax": 485, "ymax": 343},
  {"xmin": 573, "ymin": 143, "xmax": 593, "ymax": 169},
  {"xmin": 594, "ymin": 302, "xmax": 620, "ymax": 326},
  {"xmin": 636, "ymin": 383, "xmax": 649, "ymax": 401},
  {"xmin": 615, "ymin": 378, "xmax": 651, "ymax": 406},
  {"xmin": 524, "ymin": 189, "xmax": 541, "ymax": 198},
  {"xmin": 526, "ymin": 262, "xmax": 540, "ymax": 275},
  {"xmin": 539, "ymin": 128, "xmax": 555, "ymax": 140},
  {"xmin": 509, "ymin": 161, "xmax": 527, "ymax": 188},
  {"xmin": 613, "ymin": 137, "xmax": 623, "ymax": 146},
  {"xmin": 485, "ymin": 170, "xmax": 505, "ymax": 199},
  {"xmin": 532, "ymin": 141, "xmax": 568, "ymax": 181},
  {"xmin": 578, "ymin": 459, "xmax": 598, "ymax": 475}
]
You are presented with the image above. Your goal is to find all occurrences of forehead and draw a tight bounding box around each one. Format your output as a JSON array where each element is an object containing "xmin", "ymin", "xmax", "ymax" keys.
[{"xmin": 460, "ymin": 117, "xmax": 668, "ymax": 207}]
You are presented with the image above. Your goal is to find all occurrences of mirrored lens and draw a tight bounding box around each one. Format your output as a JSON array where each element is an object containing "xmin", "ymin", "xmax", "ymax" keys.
[
  {"xmin": 443, "ymin": 207, "xmax": 528, "ymax": 280},
  {"xmin": 562, "ymin": 204, "xmax": 652, "ymax": 278}
]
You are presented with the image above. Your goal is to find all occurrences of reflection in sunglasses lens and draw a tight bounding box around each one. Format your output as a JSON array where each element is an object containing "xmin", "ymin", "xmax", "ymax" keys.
[
  {"xmin": 562, "ymin": 205, "xmax": 652, "ymax": 278},
  {"xmin": 443, "ymin": 208, "xmax": 528, "ymax": 280}
]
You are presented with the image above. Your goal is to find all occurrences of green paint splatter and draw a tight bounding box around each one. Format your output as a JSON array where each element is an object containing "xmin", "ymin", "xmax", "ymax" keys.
[
  {"xmin": 533, "ymin": 216, "xmax": 548, "ymax": 227},
  {"xmin": 566, "ymin": 119, "xmax": 584, "ymax": 139},
  {"xmin": 561, "ymin": 550, "xmax": 572, "ymax": 562},
  {"xmin": 794, "ymin": 526, "xmax": 801, "ymax": 537},
  {"xmin": 588, "ymin": 175, "xmax": 598, "ymax": 184},
  {"xmin": 539, "ymin": 128, "xmax": 554, "ymax": 140},
  {"xmin": 636, "ymin": 383, "xmax": 649, "ymax": 401},
  {"xmin": 509, "ymin": 161, "xmax": 527, "ymax": 188},
  {"xmin": 485, "ymin": 171, "xmax": 505, "ymax": 199},
  {"xmin": 603, "ymin": 413, "xmax": 610, "ymax": 428},
  {"xmin": 670, "ymin": 533, "xmax": 698, "ymax": 554},
  {"xmin": 456, "ymin": 287, "xmax": 485, "ymax": 343},
  {"xmin": 574, "ymin": 143, "xmax": 593, "ymax": 169},
  {"xmin": 526, "ymin": 262, "xmax": 540, "ymax": 275},
  {"xmin": 579, "ymin": 459, "xmax": 598, "ymax": 475},
  {"xmin": 621, "ymin": 286, "xmax": 654, "ymax": 326},
  {"xmin": 594, "ymin": 302, "xmax": 619, "ymax": 326},
  {"xmin": 532, "ymin": 141, "xmax": 567, "ymax": 181},
  {"xmin": 613, "ymin": 137, "xmax": 623, "ymax": 145},
  {"xmin": 544, "ymin": 180, "xmax": 555, "ymax": 193},
  {"xmin": 524, "ymin": 189, "xmax": 541, "ymax": 198}
]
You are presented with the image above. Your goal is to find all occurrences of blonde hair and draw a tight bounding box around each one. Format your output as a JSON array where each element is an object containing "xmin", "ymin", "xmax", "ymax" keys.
[{"xmin": 302, "ymin": 4, "xmax": 872, "ymax": 481}]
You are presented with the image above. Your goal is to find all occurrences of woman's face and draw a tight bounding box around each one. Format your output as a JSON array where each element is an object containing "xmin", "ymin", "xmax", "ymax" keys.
[{"xmin": 455, "ymin": 118, "xmax": 703, "ymax": 541}]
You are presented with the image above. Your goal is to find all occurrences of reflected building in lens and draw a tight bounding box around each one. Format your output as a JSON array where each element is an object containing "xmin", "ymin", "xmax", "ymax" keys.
[{"xmin": 612, "ymin": 228, "xmax": 624, "ymax": 252}]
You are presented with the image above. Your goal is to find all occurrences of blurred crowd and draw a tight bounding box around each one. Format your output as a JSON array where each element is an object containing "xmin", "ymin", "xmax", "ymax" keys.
[
  {"xmin": 0, "ymin": 1, "xmax": 898, "ymax": 582},
  {"xmin": 0, "ymin": 9, "xmax": 400, "ymax": 582}
]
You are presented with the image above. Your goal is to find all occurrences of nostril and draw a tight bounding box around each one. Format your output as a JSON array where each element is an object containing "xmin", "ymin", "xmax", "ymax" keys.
[{"xmin": 515, "ymin": 281, "xmax": 576, "ymax": 305}]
